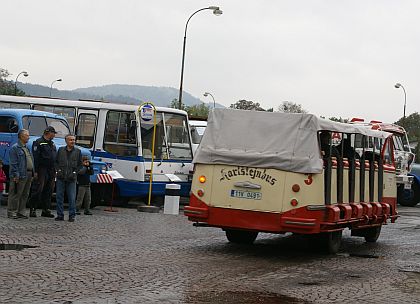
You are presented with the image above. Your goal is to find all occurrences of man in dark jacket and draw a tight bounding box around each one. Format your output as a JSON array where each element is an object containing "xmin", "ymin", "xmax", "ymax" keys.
[
  {"xmin": 55, "ymin": 134, "xmax": 82, "ymax": 222},
  {"xmin": 29, "ymin": 126, "xmax": 57, "ymax": 218}
]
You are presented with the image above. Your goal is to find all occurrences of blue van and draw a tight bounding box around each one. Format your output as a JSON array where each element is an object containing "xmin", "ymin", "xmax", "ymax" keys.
[{"xmin": 0, "ymin": 109, "xmax": 107, "ymax": 201}]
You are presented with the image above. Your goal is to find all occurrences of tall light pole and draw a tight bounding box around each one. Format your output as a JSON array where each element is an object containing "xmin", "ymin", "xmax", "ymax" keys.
[
  {"xmin": 14, "ymin": 71, "xmax": 29, "ymax": 95},
  {"xmin": 178, "ymin": 6, "xmax": 223, "ymax": 110},
  {"xmin": 394, "ymin": 83, "xmax": 407, "ymax": 118},
  {"xmin": 203, "ymin": 92, "xmax": 216, "ymax": 108},
  {"xmin": 50, "ymin": 78, "xmax": 62, "ymax": 97}
]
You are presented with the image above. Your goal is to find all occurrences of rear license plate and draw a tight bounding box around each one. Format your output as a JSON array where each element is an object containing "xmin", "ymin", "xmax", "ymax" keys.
[
  {"xmin": 404, "ymin": 183, "xmax": 412, "ymax": 190},
  {"xmin": 230, "ymin": 190, "xmax": 262, "ymax": 200}
]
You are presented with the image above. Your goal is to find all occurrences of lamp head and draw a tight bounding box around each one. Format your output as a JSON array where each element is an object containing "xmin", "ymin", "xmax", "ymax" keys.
[
  {"xmin": 213, "ymin": 9, "xmax": 223, "ymax": 16},
  {"xmin": 23, "ymin": 72, "xmax": 29, "ymax": 77},
  {"xmin": 203, "ymin": 92, "xmax": 209, "ymax": 97},
  {"xmin": 208, "ymin": 6, "xmax": 223, "ymax": 16},
  {"xmin": 394, "ymin": 83, "xmax": 401, "ymax": 89},
  {"xmin": 57, "ymin": 78, "xmax": 62, "ymax": 82}
]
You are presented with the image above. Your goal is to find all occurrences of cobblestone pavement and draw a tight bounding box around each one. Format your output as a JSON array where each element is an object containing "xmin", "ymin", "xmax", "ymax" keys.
[{"xmin": 1, "ymin": 204, "xmax": 420, "ymax": 304}]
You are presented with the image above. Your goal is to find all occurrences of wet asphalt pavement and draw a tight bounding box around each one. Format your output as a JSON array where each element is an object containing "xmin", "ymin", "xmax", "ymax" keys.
[{"xmin": 1, "ymin": 204, "xmax": 420, "ymax": 303}]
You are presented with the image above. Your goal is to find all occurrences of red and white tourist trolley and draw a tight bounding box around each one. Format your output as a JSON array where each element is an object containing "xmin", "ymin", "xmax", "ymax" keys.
[{"xmin": 185, "ymin": 109, "xmax": 398, "ymax": 253}]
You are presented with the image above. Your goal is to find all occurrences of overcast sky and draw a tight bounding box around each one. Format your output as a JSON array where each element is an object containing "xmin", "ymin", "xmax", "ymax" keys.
[{"xmin": 2, "ymin": 1, "xmax": 419, "ymax": 122}]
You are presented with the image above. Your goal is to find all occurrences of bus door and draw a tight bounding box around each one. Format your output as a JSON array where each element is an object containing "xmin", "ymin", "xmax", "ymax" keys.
[
  {"xmin": 101, "ymin": 111, "xmax": 140, "ymax": 181},
  {"xmin": 75, "ymin": 109, "xmax": 99, "ymax": 150}
]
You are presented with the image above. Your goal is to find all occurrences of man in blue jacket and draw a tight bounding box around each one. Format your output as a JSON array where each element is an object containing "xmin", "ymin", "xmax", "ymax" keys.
[{"xmin": 7, "ymin": 129, "xmax": 33, "ymax": 219}]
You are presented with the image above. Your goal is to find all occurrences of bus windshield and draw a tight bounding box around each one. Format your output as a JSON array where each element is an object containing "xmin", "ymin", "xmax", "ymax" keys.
[
  {"xmin": 22, "ymin": 116, "xmax": 70, "ymax": 138},
  {"xmin": 191, "ymin": 126, "xmax": 206, "ymax": 144},
  {"xmin": 141, "ymin": 112, "xmax": 192, "ymax": 160}
]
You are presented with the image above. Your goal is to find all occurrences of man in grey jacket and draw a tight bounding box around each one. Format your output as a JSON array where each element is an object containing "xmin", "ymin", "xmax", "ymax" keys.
[
  {"xmin": 7, "ymin": 129, "xmax": 33, "ymax": 219},
  {"xmin": 55, "ymin": 134, "xmax": 82, "ymax": 222}
]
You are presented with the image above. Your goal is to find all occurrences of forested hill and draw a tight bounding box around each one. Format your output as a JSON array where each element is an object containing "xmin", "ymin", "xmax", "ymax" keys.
[{"xmin": 19, "ymin": 83, "xmax": 203, "ymax": 107}]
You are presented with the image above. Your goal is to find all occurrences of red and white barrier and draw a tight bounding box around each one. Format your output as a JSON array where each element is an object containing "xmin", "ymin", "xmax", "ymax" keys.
[{"xmin": 97, "ymin": 174, "xmax": 113, "ymax": 183}]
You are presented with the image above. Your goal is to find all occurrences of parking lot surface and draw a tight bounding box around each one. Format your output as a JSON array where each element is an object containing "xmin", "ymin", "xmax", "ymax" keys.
[{"xmin": 1, "ymin": 205, "xmax": 420, "ymax": 303}]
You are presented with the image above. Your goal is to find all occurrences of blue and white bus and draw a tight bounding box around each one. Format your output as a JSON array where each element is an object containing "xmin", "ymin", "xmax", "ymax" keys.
[{"xmin": 0, "ymin": 95, "xmax": 193, "ymax": 201}]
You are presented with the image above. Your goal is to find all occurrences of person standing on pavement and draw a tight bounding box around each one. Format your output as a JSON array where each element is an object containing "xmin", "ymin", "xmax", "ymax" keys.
[
  {"xmin": 0, "ymin": 159, "xmax": 7, "ymax": 194},
  {"xmin": 29, "ymin": 126, "xmax": 57, "ymax": 218},
  {"xmin": 7, "ymin": 129, "xmax": 33, "ymax": 219},
  {"xmin": 55, "ymin": 134, "xmax": 82, "ymax": 222},
  {"xmin": 76, "ymin": 155, "xmax": 94, "ymax": 215}
]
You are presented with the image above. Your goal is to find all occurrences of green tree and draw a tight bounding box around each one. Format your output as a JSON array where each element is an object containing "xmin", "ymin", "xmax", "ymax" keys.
[
  {"xmin": 328, "ymin": 117, "xmax": 349, "ymax": 123},
  {"xmin": 169, "ymin": 98, "xmax": 187, "ymax": 111},
  {"xmin": 395, "ymin": 112, "xmax": 420, "ymax": 160},
  {"xmin": 186, "ymin": 103, "xmax": 210, "ymax": 119},
  {"xmin": 170, "ymin": 99, "xmax": 210, "ymax": 119},
  {"xmin": 278, "ymin": 101, "xmax": 307, "ymax": 113},
  {"xmin": 0, "ymin": 68, "xmax": 26, "ymax": 96},
  {"xmin": 230, "ymin": 99, "xmax": 265, "ymax": 111}
]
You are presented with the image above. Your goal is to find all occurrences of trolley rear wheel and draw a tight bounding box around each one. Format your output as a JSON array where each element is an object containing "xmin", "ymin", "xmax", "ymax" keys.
[
  {"xmin": 363, "ymin": 226, "xmax": 382, "ymax": 243},
  {"xmin": 319, "ymin": 230, "xmax": 342, "ymax": 254},
  {"xmin": 225, "ymin": 229, "xmax": 258, "ymax": 244}
]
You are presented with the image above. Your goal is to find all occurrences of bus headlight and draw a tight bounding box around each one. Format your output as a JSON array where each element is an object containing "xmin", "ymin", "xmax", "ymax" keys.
[{"xmin": 145, "ymin": 174, "xmax": 151, "ymax": 182}]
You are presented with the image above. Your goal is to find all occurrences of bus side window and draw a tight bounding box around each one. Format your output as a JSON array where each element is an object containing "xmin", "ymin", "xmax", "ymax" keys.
[
  {"xmin": 383, "ymin": 139, "xmax": 393, "ymax": 165},
  {"xmin": 0, "ymin": 101, "xmax": 30, "ymax": 109},
  {"xmin": 33, "ymin": 105, "xmax": 76, "ymax": 131}
]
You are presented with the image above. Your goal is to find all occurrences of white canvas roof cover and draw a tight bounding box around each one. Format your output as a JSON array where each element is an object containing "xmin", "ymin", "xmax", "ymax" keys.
[{"xmin": 193, "ymin": 109, "xmax": 392, "ymax": 174}]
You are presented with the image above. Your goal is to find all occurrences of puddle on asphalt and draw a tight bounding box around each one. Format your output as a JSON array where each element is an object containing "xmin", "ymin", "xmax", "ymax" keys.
[
  {"xmin": 349, "ymin": 253, "xmax": 382, "ymax": 259},
  {"xmin": 338, "ymin": 252, "xmax": 382, "ymax": 259},
  {"xmin": 185, "ymin": 291, "xmax": 307, "ymax": 304},
  {"xmin": 298, "ymin": 281, "xmax": 321, "ymax": 286},
  {"xmin": 0, "ymin": 244, "xmax": 38, "ymax": 251}
]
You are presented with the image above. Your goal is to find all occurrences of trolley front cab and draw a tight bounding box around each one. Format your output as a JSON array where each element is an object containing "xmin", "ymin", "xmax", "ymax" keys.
[{"xmin": 185, "ymin": 109, "xmax": 397, "ymax": 253}]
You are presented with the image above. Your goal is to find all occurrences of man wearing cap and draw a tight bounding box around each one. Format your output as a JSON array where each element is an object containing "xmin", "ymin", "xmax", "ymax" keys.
[{"xmin": 28, "ymin": 126, "xmax": 57, "ymax": 218}]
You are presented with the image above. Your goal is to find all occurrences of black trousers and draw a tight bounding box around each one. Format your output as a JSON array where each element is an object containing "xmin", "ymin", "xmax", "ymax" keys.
[{"xmin": 29, "ymin": 167, "xmax": 55, "ymax": 211}]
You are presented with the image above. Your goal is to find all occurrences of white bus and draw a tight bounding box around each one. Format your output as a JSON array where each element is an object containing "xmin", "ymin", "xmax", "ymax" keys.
[
  {"xmin": 0, "ymin": 95, "xmax": 194, "ymax": 201},
  {"xmin": 189, "ymin": 120, "xmax": 207, "ymax": 155}
]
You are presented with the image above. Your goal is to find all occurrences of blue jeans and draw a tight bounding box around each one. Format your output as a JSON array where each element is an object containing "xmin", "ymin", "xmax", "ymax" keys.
[{"xmin": 56, "ymin": 179, "xmax": 76, "ymax": 218}]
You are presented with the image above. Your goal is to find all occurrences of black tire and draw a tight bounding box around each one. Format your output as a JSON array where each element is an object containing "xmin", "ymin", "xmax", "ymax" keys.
[
  {"xmin": 363, "ymin": 226, "xmax": 382, "ymax": 243},
  {"xmin": 398, "ymin": 181, "xmax": 420, "ymax": 207},
  {"xmin": 225, "ymin": 229, "xmax": 258, "ymax": 244},
  {"xmin": 319, "ymin": 230, "xmax": 342, "ymax": 254}
]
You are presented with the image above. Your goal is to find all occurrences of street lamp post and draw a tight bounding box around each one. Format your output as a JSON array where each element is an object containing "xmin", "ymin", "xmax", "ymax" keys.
[
  {"xmin": 178, "ymin": 6, "xmax": 223, "ymax": 110},
  {"xmin": 394, "ymin": 83, "xmax": 407, "ymax": 118},
  {"xmin": 203, "ymin": 92, "xmax": 216, "ymax": 108},
  {"xmin": 14, "ymin": 71, "xmax": 29, "ymax": 96},
  {"xmin": 50, "ymin": 78, "xmax": 62, "ymax": 97}
]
